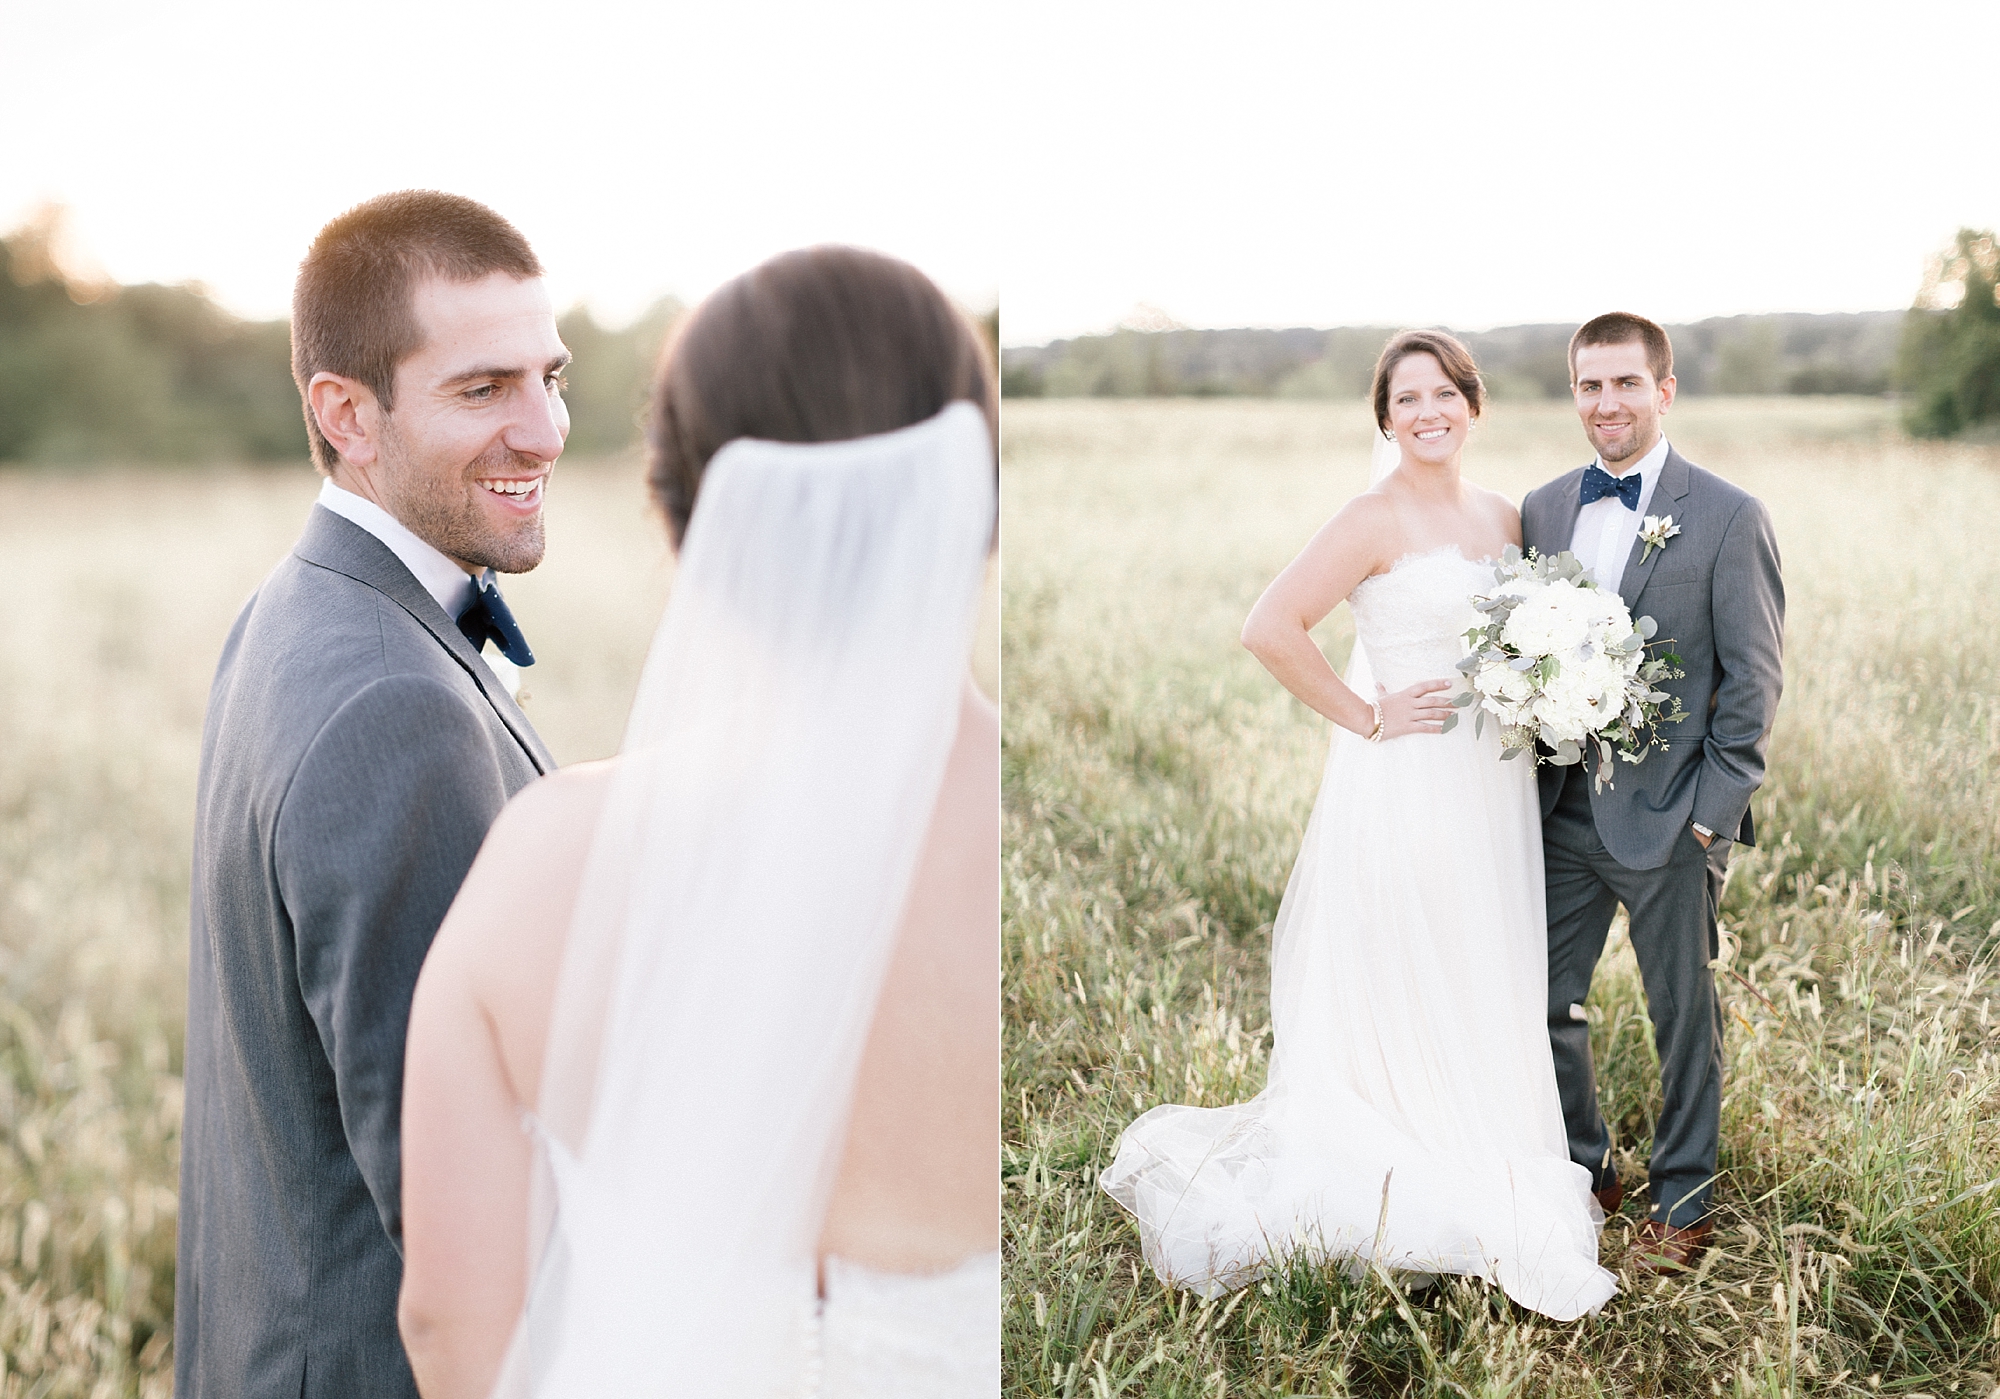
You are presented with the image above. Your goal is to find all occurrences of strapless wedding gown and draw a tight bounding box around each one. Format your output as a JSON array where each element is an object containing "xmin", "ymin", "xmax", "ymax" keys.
[
  {"xmin": 809, "ymin": 1251, "xmax": 1000, "ymax": 1396},
  {"xmin": 1100, "ymin": 547, "xmax": 1617, "ymax": 1320},
  {"xmin": 518, "ymin": 1134, "xmax": 999, "ymax": 1397}
]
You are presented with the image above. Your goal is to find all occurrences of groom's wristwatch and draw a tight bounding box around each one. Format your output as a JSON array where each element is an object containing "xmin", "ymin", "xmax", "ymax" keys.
[{"xmin": 1691, "ymin": 821, "xmax": 1718, "ymax": 847}]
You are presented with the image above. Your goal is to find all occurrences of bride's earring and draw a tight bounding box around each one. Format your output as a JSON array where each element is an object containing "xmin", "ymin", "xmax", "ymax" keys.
[{"xmin": 1382, "ymin": 427, "xmax": 1396, "ymax": 442}]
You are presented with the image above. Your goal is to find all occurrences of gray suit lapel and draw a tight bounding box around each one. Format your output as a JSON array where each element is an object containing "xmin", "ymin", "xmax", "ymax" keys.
[
  {"xmin": 1538, "ymin": 466, "xmax": 1588, "ymax": 556},
  {"xmin": 1616, "ymin": 447, "xmax": 1691, "ymax": 614},
  {"xmin": 294, "ymin": 506, "xmax": 556, "ymax": 774}
]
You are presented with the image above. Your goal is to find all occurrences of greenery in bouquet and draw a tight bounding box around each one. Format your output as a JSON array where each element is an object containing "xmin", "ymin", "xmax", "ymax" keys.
[{"xmin": 1446, "ymin": 545, "xmax": 1687, "ymax": 790}]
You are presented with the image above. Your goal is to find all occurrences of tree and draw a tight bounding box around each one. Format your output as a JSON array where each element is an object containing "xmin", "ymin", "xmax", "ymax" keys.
[{"xmin": 1898, "ymin": 228, "xmax": 2000, "ymax": 438}]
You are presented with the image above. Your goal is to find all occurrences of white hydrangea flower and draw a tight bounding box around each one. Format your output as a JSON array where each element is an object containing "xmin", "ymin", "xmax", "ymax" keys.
[{"xmin": 1457, "ymin": 547, "xmax": 1685, "ymax": 788}]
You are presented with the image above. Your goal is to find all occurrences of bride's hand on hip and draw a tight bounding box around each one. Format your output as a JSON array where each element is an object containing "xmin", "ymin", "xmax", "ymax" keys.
[{"xmin": 1376, "ymin": 679, "xmax": 1456, "ymax": 738}]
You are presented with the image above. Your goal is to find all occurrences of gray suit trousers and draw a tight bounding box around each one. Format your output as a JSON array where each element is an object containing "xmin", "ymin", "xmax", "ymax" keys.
[{"xmin": 1545, "ymin": 763, "xmax": 1728, "ymax": 1228}]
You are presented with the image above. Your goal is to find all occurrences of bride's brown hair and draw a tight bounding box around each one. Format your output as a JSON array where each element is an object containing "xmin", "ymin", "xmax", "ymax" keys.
[
  {"xmin": 646, "ymin": 245, "xmax": 996, "ymax": 547},
  {"xmin": 1369, "ymin": 329, "xmax": 1485, "ymax": 433}
]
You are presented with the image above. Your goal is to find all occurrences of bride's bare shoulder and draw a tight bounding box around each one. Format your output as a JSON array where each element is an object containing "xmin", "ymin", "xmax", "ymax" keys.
[
  {"xmin": 426, "ymin": 762, "xmax": 618, "ymax": 989},
  {"xmin": 1463, "ymin": 481, "xmax": 1523, "ymax": 537},
  {"xmin": 1302, "ymin": 485, "xmax": 1399, "ymax": 556}
]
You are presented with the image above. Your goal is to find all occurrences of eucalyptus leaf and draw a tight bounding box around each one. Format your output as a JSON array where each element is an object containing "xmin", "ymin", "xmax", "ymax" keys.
[
  {"xmin": 1500, "ymin": 543, "xmax": 1521, "ymax": 564},
  {"xmin": 1555, "ymin": 739, "xmax": 1581, "ymax": 763},
  {"xmin": 1440, "ymin": 711, "xmax": 1458, "ymax": 734},
  {"xmin": 1475, "ymin": 708, "xmax": 1486, "ymax": 739},
  {"xmin": 1638, "ymin": 615, "xmax": 1659, "ymax": 639},
  {"xmin": 1500, "ymin": 744, "xmax": 1522, "ymax": 760},
  {"xmin": 1510, "ymin": 655, "xmax": 1537, "ymax": 671},
  {"xmin": 1450, "ymin": 690, "xmax": 1477, "ymax": 707}
]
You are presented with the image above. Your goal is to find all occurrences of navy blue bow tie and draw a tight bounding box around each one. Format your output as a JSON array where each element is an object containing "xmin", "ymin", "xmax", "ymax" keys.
[
  {"xmin": 457, "ymin": 577, "xmax": 536, "ymax": 667},
  {"xmin": 1579, "ymin": 463, "xmax": 1641, "ymax": 511}
]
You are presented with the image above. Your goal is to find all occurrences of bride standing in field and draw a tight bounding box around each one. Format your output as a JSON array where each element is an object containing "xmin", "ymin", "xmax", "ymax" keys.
[{"xmin": 1101, "ymin": 330, "xmax": 1617, "ymax": 1320}]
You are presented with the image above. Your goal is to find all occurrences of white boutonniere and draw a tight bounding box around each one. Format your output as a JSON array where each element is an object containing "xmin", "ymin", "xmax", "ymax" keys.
[{"xmin": 1638, "ymin": 514, "xmax": 1681, "ymax": 563}]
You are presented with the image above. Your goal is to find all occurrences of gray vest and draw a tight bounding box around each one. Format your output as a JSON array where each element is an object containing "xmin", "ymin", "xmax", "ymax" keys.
[
  {"xmin": 176, "ymin": 506, "xmax": 553, "ymax": 1397},
  {"xmin": 1520, "ymin": 447, "xmax": 1784, "ymax": 870}
]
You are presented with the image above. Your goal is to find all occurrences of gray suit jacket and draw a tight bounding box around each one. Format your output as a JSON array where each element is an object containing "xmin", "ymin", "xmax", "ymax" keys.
[
  {"xmin": 1521, "ymin": 447, "xmax": 1784, "ymax": 870},
  {"xmin": 176, "ymin": 506, "xmax": 553, "ymax": 1398}
]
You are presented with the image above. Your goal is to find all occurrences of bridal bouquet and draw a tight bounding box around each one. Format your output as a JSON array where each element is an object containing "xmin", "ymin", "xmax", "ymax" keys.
[{"xmin": 1446, "ymin": 546, "xmax": 1687, "ymax": 791}]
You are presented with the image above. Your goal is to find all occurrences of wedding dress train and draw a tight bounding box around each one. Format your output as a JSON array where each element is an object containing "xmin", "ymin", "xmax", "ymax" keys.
[{"xmin": 1101, "ymin": 546, "xmax": 1618, "ymax": 1321}]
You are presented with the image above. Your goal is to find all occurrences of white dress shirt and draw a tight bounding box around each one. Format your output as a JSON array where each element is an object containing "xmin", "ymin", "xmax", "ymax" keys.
[
  {"xmin": 315, "ymin": 478, "xmax": 520, "ymax": 695},
  {"xmin": 1567, "ymin": 433, "xmax": 1671, "ymax": 596}
]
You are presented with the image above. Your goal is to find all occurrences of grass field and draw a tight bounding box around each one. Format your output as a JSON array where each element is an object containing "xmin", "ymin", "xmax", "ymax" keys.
[
  {"xmin": 0, "ymin": 454, "xmax": 996, "ymax": 1397},
  {"xmin": 1002, "ymin": 397, "xmax": 2000, "ymax": 1397}
]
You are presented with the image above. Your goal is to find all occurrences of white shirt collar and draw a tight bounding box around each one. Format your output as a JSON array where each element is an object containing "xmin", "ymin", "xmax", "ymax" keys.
[
  {"xmin": 315, "ymin": 477, "xmax": 484, "ymax": 620},
  {"xmin": 1592, "ymin": 432, "xmax": 1671, "ymax": 493}
]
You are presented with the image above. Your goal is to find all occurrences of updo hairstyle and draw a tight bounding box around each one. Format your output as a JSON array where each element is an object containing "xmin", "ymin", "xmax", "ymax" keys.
[{"xmin": 646, "ymin": 245, "xmax": 996, "ymax": 547}]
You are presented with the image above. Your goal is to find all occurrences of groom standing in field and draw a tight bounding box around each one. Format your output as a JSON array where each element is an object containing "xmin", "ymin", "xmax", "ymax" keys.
[
  {"xmin": 177, "ymin": 191, "xmax": 563, "ymax": 1396},
  {"xmin": 1521, "ymin": 313, "xmax": 1784, "ymax": 1273}
]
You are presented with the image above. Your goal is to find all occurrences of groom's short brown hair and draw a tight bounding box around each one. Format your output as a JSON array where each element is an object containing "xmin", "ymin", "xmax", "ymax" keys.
[
  {"xmin": 1569, "ymin": 312, "xmax": 1674, "ymax": 386},
  {"xmin": 291, "ymin": 190, "xmax": 543, "ymax": 472}
]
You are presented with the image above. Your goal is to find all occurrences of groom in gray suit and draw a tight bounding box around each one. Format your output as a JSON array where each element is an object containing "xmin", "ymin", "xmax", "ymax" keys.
[
  {"xmin": 176, "ymin": 192, "xmax": 564, "ymax": 1396},
  {"xmin": 1520, "ymin": 312, "xmax": 1784, "ymax": 1273}
]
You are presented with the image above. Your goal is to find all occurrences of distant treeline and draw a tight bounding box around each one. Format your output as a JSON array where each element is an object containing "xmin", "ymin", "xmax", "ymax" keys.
[
  {"xmin": 0, "ymin": 214, "xmax": 1006, "ymax": 468},
  {"xmin": 1001, "ymin": 311, "xmax": 1905, "ymax": 402},
  {"xmin": 0, "ymin": 218, "xmax": 690, "ymax": 465}
]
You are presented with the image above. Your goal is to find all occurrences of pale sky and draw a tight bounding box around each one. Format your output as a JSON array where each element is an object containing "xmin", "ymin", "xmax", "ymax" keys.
[
  {"xmin": 10, "ymin": 3, "xmax": 1994, "ymax": 347},
  {"xmin": 1000, "ymin": 1, "xmax": 2000, "ymax": 345},
  {"xmin": 3, "ymin": 0, "xmax": 996, "ymax": 326}
]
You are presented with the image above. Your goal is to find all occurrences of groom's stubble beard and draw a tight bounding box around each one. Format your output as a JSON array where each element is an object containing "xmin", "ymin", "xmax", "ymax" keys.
[
  {"xmin": 1587, "ymin": 404, "xmax": 1661, "ymax": 467},
  {"xmin": 377, "ymin": 420, "xmax": 550, "ymax": 575}
]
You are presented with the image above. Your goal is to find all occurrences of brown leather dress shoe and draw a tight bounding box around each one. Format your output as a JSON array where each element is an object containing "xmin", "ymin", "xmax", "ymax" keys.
[
  {"xmin": 1594, "ymin": 1177, "xmax": 1624, "ymax": 1216},
  {"xmin": 1631, "ymin": 1218, "xmax": 1712, "ymax": 1274}
]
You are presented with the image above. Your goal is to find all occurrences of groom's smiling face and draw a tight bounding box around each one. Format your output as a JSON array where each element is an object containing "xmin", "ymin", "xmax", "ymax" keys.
[
  {"xmin": 328, "ymin": 272, "xmax": 571, "ymax": 574},
  {"xmin": 1572, "ymin": 340, "xmax": 1675, "ymax": 471}
]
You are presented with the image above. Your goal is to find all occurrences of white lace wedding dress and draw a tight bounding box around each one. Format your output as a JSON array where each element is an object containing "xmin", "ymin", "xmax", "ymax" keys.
[
  {"xmin": 520, "ymin": 1136, "xmax": 1000, "ymax": 1398},
  {"xmin": 809, "ymin": 1251, "xmax": 1000, "ymax": 1394},
  {"xmin": 1100, "ymin": 546, "xmax": 1618, "ymax": 1321}
]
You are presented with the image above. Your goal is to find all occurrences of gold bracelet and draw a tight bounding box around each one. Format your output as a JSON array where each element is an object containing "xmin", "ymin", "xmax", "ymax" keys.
[{"xmin": 1368, "ymin": 700, "xmax": 1386, "ymax": 743}]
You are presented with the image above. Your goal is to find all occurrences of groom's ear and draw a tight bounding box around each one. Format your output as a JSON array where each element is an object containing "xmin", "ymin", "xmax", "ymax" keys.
[
  {"xmin": 307, "ymin": 372, "xmax": 383, "ymax": 469},
  {"xmin": 1657, "ymin": 374, "xmax": 1678, "ymax": 414}
]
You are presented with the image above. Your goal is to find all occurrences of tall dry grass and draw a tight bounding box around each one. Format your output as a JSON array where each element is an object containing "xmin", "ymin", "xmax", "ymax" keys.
[
  {"xmin": 1002, "ymin": 397, "xmax": 2000, "ymax": 1397},
  {"xmin": 0, "ymin": 453, "xmax": 996, "ymax": 1396}
]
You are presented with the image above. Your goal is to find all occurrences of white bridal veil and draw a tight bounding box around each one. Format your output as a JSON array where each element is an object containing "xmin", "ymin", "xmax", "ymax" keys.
[
  {"xmin": 1339, "ymin": 421, "xmax": 1403, "ymax": 697},
  {"xmin": 491, "ymin": 403, "xmax": 995, "ymax": 1397}
]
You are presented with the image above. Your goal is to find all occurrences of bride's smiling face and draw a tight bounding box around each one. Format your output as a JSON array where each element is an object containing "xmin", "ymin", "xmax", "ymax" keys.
[{"xmin": 1386, "ymin": 353, "xmax": 1472, "ymax": 466}]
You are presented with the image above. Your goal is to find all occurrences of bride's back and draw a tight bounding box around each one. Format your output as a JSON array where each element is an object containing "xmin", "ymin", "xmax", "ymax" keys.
[
  {"xmin": 459, "ymin": 676, "xmax": 998, "ymax": 1272},
  {"xmin": 399, "ymin": 246, "xmax": 999, "ymax": 1398}
]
